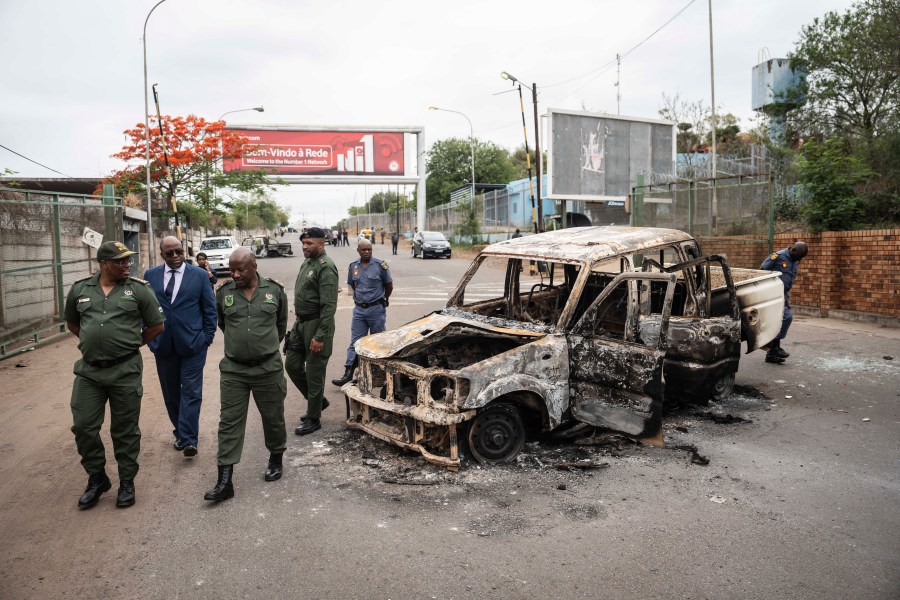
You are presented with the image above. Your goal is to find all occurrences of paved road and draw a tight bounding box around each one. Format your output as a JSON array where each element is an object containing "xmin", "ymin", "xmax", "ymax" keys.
[{"xmin": 1, "ymin": 234, "xmax": 898, "ymax": 599}]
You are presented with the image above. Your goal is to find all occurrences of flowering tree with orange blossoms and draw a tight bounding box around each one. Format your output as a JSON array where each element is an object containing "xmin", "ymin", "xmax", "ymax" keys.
[{"xmin": 101, "ymin": 114, "xmax": 279, "ymax": 216}]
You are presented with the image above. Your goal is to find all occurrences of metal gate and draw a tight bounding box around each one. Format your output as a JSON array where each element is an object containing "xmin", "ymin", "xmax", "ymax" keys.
[{"xmin": 0, "ymin": 187, "xmax": 123, "ymax": 358}]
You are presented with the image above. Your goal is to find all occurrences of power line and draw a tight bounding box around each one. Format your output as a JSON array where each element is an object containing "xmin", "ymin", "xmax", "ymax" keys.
[
  {"xmin": 545, "ymin": 0, "xmax": 699, "ymax": 105},
  {"xmin": 0, "ymin": 143, "xmax": 76, "ymax": 178}
]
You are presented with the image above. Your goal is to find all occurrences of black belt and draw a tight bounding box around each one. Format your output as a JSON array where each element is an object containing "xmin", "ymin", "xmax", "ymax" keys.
[
  {"xmin": 229, "ymin": 352, "xmax": 278, "ymax": 367},
  {"xmin": 355, "ymin": 298, "xmax": 386, "ymax": 309},
  {"xmin": 297, "ymin": 313, "xmax": 320, "ymax": 323},
  {"xmin": 84, "ymin": 350, "xmax": 139, "ymax": 369}
]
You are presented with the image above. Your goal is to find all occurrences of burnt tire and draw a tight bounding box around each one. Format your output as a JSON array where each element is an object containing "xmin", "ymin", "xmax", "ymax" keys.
[
  {"xmin": 466, "ymin": 403, "xmax": 526, "ymax": 464},
  {"xmin": 711, "ymin": 373, "xmax": 736, "ymax": 401}
]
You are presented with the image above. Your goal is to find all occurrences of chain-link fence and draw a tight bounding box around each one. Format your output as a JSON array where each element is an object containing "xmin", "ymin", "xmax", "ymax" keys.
[
  {"xmin": 631, "ymin": 172, "xmax": 775, "ymax": 241},
  {"xmin": 0, "ymin": 187, "xmax": 124, "ymax": 358},
  {"xmin": 345, "ymin": 209, "xmax": 417, "ymax": 237}
]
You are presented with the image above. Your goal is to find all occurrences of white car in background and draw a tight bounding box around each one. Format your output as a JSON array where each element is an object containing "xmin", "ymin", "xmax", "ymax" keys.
[{"xmin": 198, "ymin": 235, "xmax": 239, "ymax": 275}]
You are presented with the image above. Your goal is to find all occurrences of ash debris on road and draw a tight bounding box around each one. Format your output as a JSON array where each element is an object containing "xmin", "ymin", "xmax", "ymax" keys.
[{"xmin": 286, "ymin": 384, "xmax": 769, "ymax": 505}]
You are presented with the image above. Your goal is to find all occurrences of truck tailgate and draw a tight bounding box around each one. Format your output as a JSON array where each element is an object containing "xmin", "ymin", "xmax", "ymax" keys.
[{"xmin": 711, "ymin": 267, "xmax": 784, "ymax": 352}]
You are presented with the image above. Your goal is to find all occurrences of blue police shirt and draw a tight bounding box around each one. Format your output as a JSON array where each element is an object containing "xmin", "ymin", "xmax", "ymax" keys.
[
  {"xmin": 761, "ymin": 248, "xmax": 801, "ymax": 293},
  {"xmin": 348, "ymin": 257, "xmax": 393, "ymax": 304}
]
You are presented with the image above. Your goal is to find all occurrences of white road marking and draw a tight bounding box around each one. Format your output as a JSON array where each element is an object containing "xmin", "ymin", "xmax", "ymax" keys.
[{"xmin": 429, "ymin": 276, "xmax": 447, "ymax": 283}]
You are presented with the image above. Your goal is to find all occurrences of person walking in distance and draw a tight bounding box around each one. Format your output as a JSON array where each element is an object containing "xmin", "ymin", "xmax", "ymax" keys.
[
  {"xmin": 204, "ymin": 247, "xmax": 289, "ymax": 502},
  {"xmin": 284, "ymin": 228, "xmax": 339, "ymax": 436},
  {"xmin": 65, "ymin": 241, "xmax": 165, "ymax": 509},
  {"xmin": 760, "ymin": 241, "xmax": 809, "ymax": 364},
  {"xmin": 146, "ymin": 237, "xmax": 217, "ymax": 458},
  {"xmin": 390, "ymin": 230, "xmax": 399, "ymax": 255},
  {"xmin": 332, "ymin": 238, "xmax": 393, "ymax": 387},
  {"xmin": 195, "ymin": 252, "xmax": 218, "ymax": 286}
]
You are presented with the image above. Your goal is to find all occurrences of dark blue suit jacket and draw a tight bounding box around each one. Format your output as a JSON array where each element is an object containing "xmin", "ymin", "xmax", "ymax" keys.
[{"xmin": 146, "ymin": 263, "xmax": 217, "ymax": 356}]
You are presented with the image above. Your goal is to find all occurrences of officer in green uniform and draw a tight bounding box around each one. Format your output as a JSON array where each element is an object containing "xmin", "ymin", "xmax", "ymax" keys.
[
  {"xmin": 284, "ymin": 227, "xmax": 338, "ymax": 436},
  {"xmin": 204, "ymin": 247, "xmax": 289, "ymax": 502},
  {"xmin": 65, "ymin": 241, "xmax": 165, "ymax": 509}
]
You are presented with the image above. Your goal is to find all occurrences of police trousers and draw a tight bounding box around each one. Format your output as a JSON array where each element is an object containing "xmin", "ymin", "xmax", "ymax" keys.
[
  {"xmin": 284, "ymin": 318, "xmax": 333, "ymax": 420},
  {"xmin": 70, "ymin": 354, "xmax": 143, "ymax": 479},
  {"xmin": 217, "ymin": 368, "xmax": 287, "ymax": 466},
  {"xmin": 344, "ymin": 304, "xmax": 386, "ymax": 367}
]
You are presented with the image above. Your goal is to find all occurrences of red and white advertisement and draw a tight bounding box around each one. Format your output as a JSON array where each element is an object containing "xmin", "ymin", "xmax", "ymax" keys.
[{"xmin": 223, "ymin": 130, "xmax": 405, "ymax": 176}]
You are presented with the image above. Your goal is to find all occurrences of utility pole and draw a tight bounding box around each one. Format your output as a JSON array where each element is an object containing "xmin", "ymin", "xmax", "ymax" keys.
[
  {"xmin": 616, "ymin": 54, "xmax": 621, "ymax": 115},
  {"xmin": 708, "ymin": 0, "xmax": 718, "ymax": 232},
  {"xmin": 532, "ymin": 82, "xmax": 542, "ymax": 232}
]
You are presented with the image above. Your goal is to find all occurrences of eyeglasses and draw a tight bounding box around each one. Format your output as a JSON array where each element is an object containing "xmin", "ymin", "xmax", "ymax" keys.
[
  {"xmin": 107, "ymin": 258, "xmax": 134, "ymax": 267},
  {"xmin": 163, "ymin": 248, "xmax": 185, "ymax": 257}
]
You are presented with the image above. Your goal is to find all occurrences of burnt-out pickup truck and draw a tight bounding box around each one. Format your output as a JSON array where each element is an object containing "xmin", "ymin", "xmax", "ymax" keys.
[{"xmin": 343, "ymin": 227, "xmax": 784, "ymax": 468}]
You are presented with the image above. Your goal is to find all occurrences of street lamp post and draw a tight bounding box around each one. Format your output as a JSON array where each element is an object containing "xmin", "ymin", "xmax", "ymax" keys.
[
  {"xmin": 428, "ymin": 106, "xmax": 475, "ymax": 201},
  {"xmin": 143, "ymin": 0, "xmax": 168, "ymax": 267},
  {"xmin": 501, "ymin": 71, "xmax": 542, "ymax": 232},
  {"xmin": 206, "ymin": 106, "xmax": 264, "ymax": 217}
]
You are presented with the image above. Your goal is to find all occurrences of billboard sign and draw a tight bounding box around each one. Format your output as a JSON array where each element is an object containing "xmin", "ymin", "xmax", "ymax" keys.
[
  {"xmin": 223, "ymin": 129, "xmax": 405, "ymax": 177},
  {"xmin": 547, "ymin": 109, "xmax": 675, "ymax": 201}
]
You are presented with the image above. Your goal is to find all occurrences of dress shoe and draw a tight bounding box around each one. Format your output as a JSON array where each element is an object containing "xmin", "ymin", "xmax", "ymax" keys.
[
  {"xmin": 183, "ymin": 445, "xmax": 198, "ymax": 457},
  {"xmin": 294, "ymin": 418, "xmax": 321, "ymax": 436},
  {"xmin": 78, "ymin": 471, "xmax": 112, "ymax": 509},
  {"xmin": 116, "ymin": 479, "xmax": 135, "ymax": 508},
  {"xmin": 174, "ymin": 440, "xmax": 187, "ymax": 451},
  {"xmin": 331, "ymin": 365, "xmax": 355, "ymax": 387},
  {"xmin": 300, "ymin": 397, "xmax": 330, "ymax": 423},
  {"xmin": 264, "ymin": 453, "xmax": 283, "ymax": 482},
  {"xmin": 204, "ymin": 465, "xmax": 234, "ymax": 502}
]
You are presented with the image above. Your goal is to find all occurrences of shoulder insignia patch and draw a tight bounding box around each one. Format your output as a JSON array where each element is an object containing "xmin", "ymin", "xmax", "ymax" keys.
[
  {"xmin": 224, "ymin": 295, "xmax": 234, "ymax": 307},
  {"xmin": 381, "ymin": 261, "xmax": 389, "ymax": 270},
  {"xmin": 319, "ymin": 258, "xmax": 326, "ymax": 265},
  {"xmin": 269, "ymin": 277, "xmax": 285, "ymax": 288},
  {"xmin": 770, "ymin": 253, "xmax": 779, "ymax": 260},
  {"xmin": 129, "ymin": 276, "xmax": 149, "ymax": 285}
]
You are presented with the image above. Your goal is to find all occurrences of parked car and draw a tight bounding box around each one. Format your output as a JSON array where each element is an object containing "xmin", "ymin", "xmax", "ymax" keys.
[
  {"xmin": 241, "ymin": 236, "xmax": 293, "ymax": 257},
  {"xmin": 412, "ymin": 231, "xmax": 451, "ymax": 259},
  {"xmin": 343, "ymin": 226, "xmax": 784, "ymax": 468},
  {"xmin": 198, "ymin": 235, "xmax": 239, "ymax": 276}
]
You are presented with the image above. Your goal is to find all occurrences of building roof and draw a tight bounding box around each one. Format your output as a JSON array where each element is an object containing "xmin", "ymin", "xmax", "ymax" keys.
[{"xmin": 481, "ymin": 226, "xmax": 694, "ymax": 263}]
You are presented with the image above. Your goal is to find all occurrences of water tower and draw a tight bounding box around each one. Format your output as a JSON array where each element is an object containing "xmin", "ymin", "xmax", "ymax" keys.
[{"xmin": 751, "ymin": 49, "xmax": 807, "ymax": 144}]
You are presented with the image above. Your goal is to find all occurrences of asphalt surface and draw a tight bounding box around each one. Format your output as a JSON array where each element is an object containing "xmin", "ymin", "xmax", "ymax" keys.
[{"xmin": 0, "ymin": 232, "xmax": 898, "ymax": 599}]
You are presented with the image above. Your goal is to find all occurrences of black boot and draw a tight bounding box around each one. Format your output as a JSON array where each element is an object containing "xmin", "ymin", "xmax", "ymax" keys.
[
  {"xmin": 295, "ymin": 418, "xmax": 321, "ymax": 436},
  {"xmin": 264, "ymin": 453, "xmax": 283, "ymax": 482},
  {"xmin": 331, "ymin": 365, "xmax": 355, "ymax": 387},
  {"xmin": 772, "ymin": 340, "xmax": 790, "ymax": 359},
  {"xmin": 116, "ymin": 479, "xmax": 136, "ymax": 508},
  {"xmin": 204, "ymin": 465, "xmax": 234, "ymax": 502},
  {"xmin": 78, "ymin": 471, "xmax": 112, "ymax": 509},
  {"xmin": 299, "ymin": 397, "xmax": 330, "ymax": 423},
  {"xmin": 765, "ymin": 349, "xmax": 785, "ymax": 364}
]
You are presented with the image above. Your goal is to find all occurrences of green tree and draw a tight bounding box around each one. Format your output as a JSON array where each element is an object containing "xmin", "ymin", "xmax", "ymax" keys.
[
  {"xmin": 789, "ymin": 0, "xmax": 900, "ymax": 144},
  {"xmin": 509, "ymin": 145, "xmax": 547, "ymax": 180},
  {"xmin": 797, "ymin": 137, "xmax": 872, "ymax": 232},
  {"xmin": 425, "ymin": 137, "xmax": 515, "ymax": 207}
]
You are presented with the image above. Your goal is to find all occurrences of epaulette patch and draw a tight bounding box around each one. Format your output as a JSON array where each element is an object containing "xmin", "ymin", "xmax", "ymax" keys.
[
  {"xmin": 129, "ymin": 276, "xmax": 149, "ymax": 285},
  {"xmin": 770, "ymin": 253, "xmax": 779, "ymax": 260},
  {"xmin": 319, "ymin": 258, "xmax": 326, "ymax": 265},
  {"xmin": 381, "ymin": 261, "xmax": 389, "ymax": 270},
  {"xmin": 73, "ymin": 275, "xmax": 94, "ymax": 284},
  {"xmin": 269, "ymin": 278, "xmax": 285, "ymax": 288}
]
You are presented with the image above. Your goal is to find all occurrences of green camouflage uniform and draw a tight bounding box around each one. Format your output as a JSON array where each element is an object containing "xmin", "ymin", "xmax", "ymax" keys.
[
  {"xmin": 65, "ymin": 274, "xmax": 165, "ymax": 479},
  {"xmin": 215, "ymin": 274, "xmax": 288, "ymax": 466},
  {"xmin": 284, "ymin": 251, "xmax": 338, "ymax": 419}
]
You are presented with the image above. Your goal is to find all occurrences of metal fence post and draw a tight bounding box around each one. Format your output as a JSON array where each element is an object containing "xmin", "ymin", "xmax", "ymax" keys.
[
  {"xmin": 632, "ymin": 174, "xmax": 644, "ymax": 227},
  {"xmin": 767, "ymin": 173, "xmax": 775, "ymax": 254},
  {"xmin": 52, "ymin": 194, "xmax": 65, "ymax": 327},
  {"xmin": 688, "ymin": 180, "xmax": 695, "ymax": 236}
]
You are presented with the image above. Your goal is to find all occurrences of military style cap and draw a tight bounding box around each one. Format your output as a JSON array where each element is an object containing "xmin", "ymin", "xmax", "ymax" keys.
[
  {"xmin": 97, "ymin": 241, "xmax": 137, "ymax": 261},
  {"xmin": 301, "ymin": 227, "xmax": 327, "ymax": 240}
]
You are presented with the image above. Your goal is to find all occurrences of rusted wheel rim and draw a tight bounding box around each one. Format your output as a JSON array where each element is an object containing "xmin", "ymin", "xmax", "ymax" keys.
[{"xmin": 467, "ymin": 403, "xmax": 525, "ymax": 463}]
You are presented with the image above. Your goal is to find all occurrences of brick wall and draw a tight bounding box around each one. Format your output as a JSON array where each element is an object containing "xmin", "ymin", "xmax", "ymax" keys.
[{"xmin": 699, "ymin": 229, "xmax": 900, "ymax": 318}]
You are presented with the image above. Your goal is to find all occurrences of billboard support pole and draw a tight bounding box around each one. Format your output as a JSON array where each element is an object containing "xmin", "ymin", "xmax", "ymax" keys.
[
  {"xmin": 532, "ymin": 82, "xmax": 542, "ymax": 233},
  {"xmin": 416, "ymin": 131, "xmax": 426, "ymax": 234}
]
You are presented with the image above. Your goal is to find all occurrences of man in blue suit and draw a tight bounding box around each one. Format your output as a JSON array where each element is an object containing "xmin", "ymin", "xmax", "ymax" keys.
[{"xmin": 146, "ymin": 236, "xmax": 217, "ymax": 457}]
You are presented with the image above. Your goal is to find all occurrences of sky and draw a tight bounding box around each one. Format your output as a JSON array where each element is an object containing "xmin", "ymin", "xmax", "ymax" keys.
[{"xmin": 0, "ymin": 0, "xmax": 856, "ymax": 227}]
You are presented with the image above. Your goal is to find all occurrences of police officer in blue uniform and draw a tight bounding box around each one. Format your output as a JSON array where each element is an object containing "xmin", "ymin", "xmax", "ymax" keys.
[
  {"xmin": 331, "ymin": 238, "xmax": 393, "ymax": 386},
  {"xmin": 760, "ymin": 241, "xmax": 808, "ymax": 364}
]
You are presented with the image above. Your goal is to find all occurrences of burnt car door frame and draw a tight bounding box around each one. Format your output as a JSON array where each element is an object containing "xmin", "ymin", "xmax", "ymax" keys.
[
  {"xmin": 566, "ymin": 271, "xmax": 677, "ymax": 444},
  {"xmin": 643, "ymin": 254, "xmax": 742, "ymax": 403}
]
